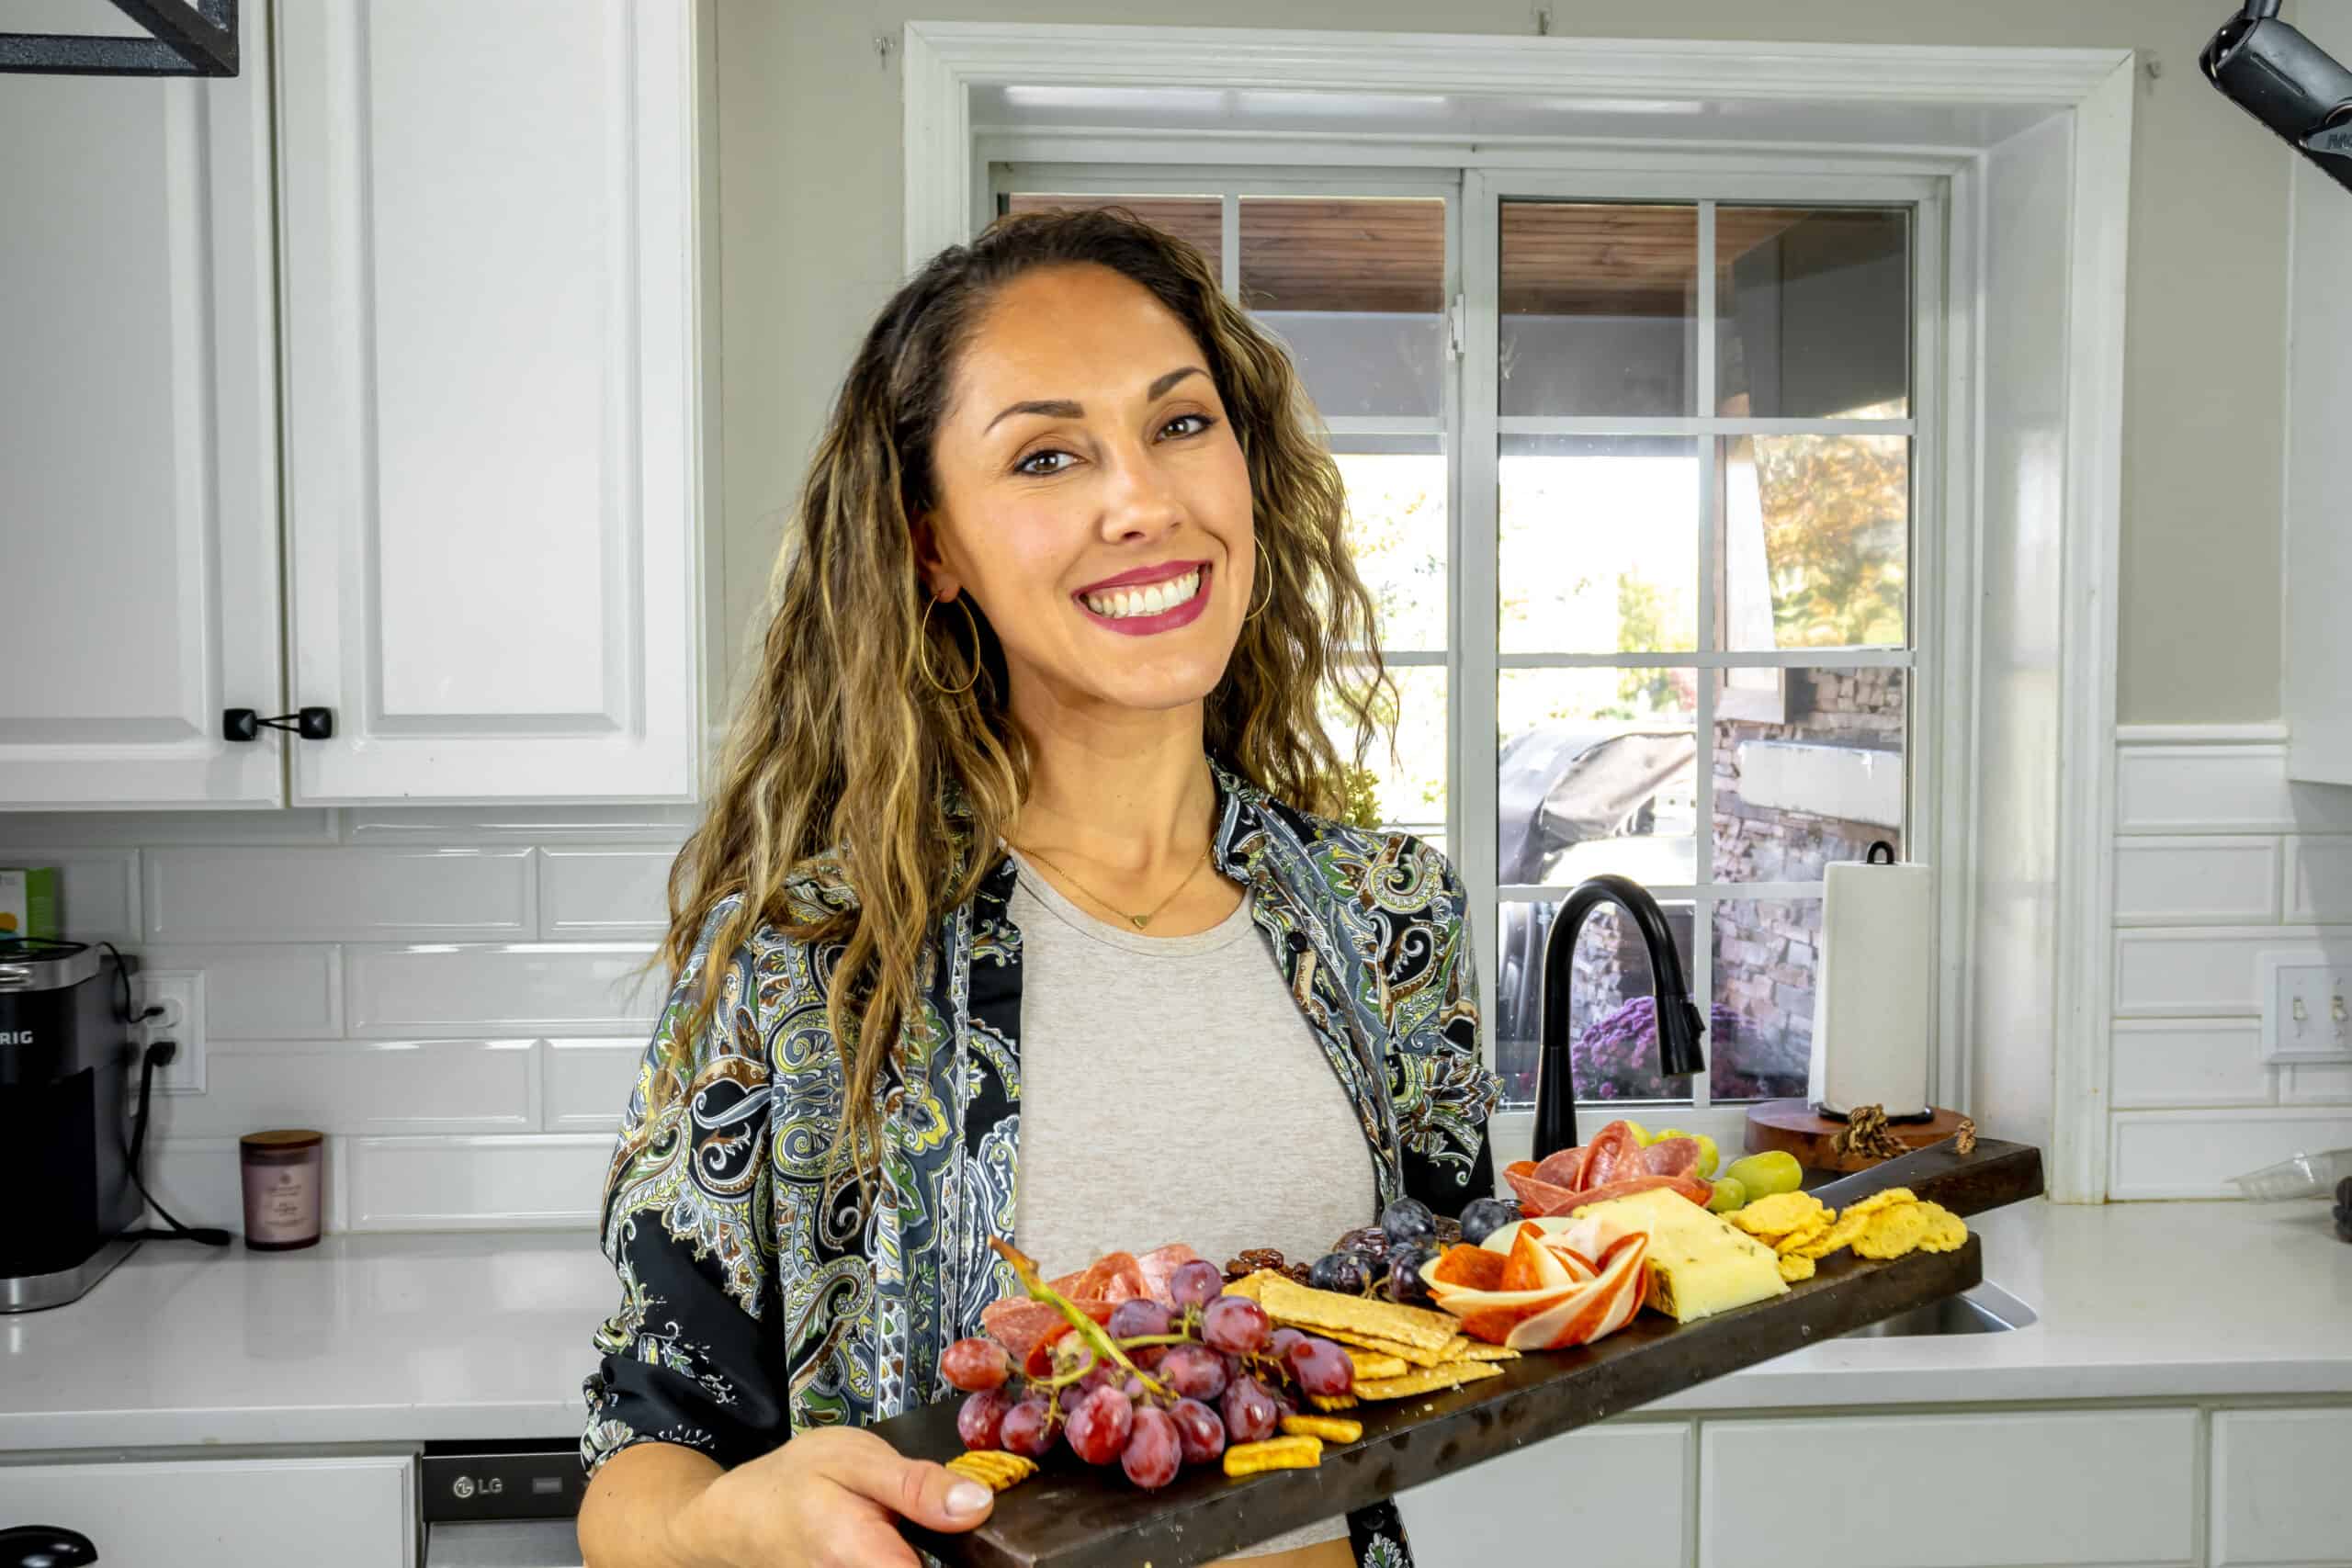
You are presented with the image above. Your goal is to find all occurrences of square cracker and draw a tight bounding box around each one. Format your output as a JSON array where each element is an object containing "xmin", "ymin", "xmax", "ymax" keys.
[
  {"xmin": 1261, "ymin": 1277, "xmax": 1460, "ymax": 1351},
  {"xmin": 1354, "ymin": 1360, "xmax": 1505, "ymax": 1400}
]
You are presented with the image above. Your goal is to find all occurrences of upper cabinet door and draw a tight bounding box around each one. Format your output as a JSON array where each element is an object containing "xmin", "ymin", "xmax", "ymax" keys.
[
  {"xmin": 0, "ymin": 0, "xmax": 285, "ymax": 809},
  {"xmin": 277, "ymin": 0, "xmax": 705, "ymax": 805}
]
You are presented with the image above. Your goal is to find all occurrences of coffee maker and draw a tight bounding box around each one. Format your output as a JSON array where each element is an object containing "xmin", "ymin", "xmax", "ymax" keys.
[{"xmin": 0, "ymin": 940, "xmax": 143, "ymax": 1312}]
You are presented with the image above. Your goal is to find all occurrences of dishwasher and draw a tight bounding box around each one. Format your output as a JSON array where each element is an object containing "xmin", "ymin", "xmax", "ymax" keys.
[{"xmin": 421, "ymin": 1439, "xmax": 587, "ymax": 1567}]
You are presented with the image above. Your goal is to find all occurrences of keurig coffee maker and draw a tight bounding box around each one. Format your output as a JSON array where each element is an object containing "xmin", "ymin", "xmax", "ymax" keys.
[{"xmin": 0, "ymin": 939, "xmax": 143, "ymax": 1311}]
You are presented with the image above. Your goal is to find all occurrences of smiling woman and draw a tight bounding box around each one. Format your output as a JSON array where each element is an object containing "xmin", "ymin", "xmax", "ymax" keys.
[{"xmin": 573, "ymin": 208, "xmax": 1500, "ymax": 1568}]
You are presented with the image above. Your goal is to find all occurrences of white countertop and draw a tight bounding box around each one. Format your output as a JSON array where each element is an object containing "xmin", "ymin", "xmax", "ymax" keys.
[{"xmin": 4, "ymin": 1200, "xmax": 2347, "ymax": 1451}]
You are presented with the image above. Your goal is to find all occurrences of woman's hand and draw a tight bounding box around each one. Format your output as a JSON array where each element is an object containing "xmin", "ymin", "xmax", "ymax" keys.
[{"xmin": 670, "ymin": 1427, "xmax": 996, "ymax": 1568}]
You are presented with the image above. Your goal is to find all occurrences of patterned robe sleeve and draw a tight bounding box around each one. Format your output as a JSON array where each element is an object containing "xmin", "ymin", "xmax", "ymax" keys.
[
  {"xmin": 581, "ymin": 897, "xmax": 788, "ymax": 1477},
  {"xmin": 1392, "ymin": 844, "xmax": 1505, "ymax": 1218}
]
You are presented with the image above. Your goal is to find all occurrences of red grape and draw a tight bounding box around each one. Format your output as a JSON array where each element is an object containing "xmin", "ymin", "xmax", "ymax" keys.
[
  {"xmin": 958, "ymin": 1388, "xmax": 1012, "ymax": 1450},
  {"xmin": 1170, "ymin": 1397, "xmax": 1227, "ymax": 1465},
  {"xmin": 1130, "ymin": 1344, "xmax": 1169, "ymax": 1371},
  {"xmin": 1201, "ymin": 1296, "xmax": 1272, "ymax": 1355},
  {"xmin": 1269, "ymin": 1326, "xmax": 1306, "ymax": 1359},
  {"xmin": 1108, "ymin": 1298, "xmax": 1172, "ymax": 1340},
  {"xmin": 1072, "ymin": 1362, "xmax": 1117, "ymax": 1400},
  {"xmin": 1000, "ymin": 1397, "xmax": 1054, "ymax": 1459},
  {"xmin": 1159, "ymin": 1343, "xmax": 1228, "ymax": 1401},
  {"xmin": 942, "ymin": 1337, "xmax": 1012, "ymax": 1393},
  {"xmin": 1285, "ymin": 1337, "xmax": 1353, "ymax": 1399},
  {"xmin": 1169, "ymin": 1259, "xmax": 1226, "ymax": 1310},
  {"xmin": 1220, "ymin": 1377, "xmax": 1278, "ymax": 1444},
  {"xmin": 1122, "ymin": 1406, "xmax": 1182, "ymax": 1491},
  {"xmin": 1065, "ymin": 1384, "xmax": 1134, "ymax": 1465}
]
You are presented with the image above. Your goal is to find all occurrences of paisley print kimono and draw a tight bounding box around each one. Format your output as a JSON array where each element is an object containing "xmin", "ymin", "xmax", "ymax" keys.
[{"xmin": 583, "ymin": 756, "xmax": 1503, "ymax": 1565}]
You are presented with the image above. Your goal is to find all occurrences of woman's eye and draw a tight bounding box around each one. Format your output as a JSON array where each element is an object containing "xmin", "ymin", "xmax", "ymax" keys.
[
  {"xmin": 1013, "ymin": 448, "xmax": 1073, "ymax": 477},
  {"xmin": 1164, "ymin": 412, "xmax": 1215, "ymax": 439}
]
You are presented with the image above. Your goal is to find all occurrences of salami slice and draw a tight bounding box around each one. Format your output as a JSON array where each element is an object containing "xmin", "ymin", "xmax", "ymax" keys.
[
  {"xmin": 1579, "ymin": 1121, "xmax": 1645, "ymax": 1188},
  {"xmin": 1135, "ymin": 1243, "xmax": 1204, "ymax": 1304},
  {"xmin": 1503, "ymin": 1165, "xmax": 1586, "ymax": 1217},
  {"xmin": 1531, "ymin": 1145, "xmax": 1590, "ymax": 1190},
  {"xmin": 1563, "ymin": 1171, "xmax": 1713, "ymax": 1210},
  {"xmin": 1642, "ymin": 1136, "xmax": 1702, "ymax": 1177}
]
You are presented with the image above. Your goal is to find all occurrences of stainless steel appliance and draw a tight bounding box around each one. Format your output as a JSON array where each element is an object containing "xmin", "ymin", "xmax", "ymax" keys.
[
  {"xmin": 0, "ymin": 939, "xmax": 142, "ymax": 1313},
  {"xmin": 422, "ymin": 1441, "xmax": 587, "ymax": 1567}
]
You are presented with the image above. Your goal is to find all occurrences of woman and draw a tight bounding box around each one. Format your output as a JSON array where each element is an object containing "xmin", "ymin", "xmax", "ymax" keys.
[{"xmin": 576, "ymin": 206, "xmax": 1501, "ymax": 1568}]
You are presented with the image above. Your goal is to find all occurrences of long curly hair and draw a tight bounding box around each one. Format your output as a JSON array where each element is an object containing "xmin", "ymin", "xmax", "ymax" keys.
[{"xmin": 660, "ymin": 204, "xmax": 1394, "ymax": 1183}]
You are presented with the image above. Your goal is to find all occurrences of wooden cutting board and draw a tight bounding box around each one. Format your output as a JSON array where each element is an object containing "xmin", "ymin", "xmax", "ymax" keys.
[
  {"xmin": 1747, "ymin": 1099, "xmax": 1973, "ymax": 1173},
  {"xmin": 882, "ymin": 1136, "xmax": 2043, "ymax": 1568}
]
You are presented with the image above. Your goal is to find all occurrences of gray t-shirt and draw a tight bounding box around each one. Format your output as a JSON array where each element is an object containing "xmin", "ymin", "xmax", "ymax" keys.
[{"xmin": 1006, "ymin": 850, "xmax": 1372, "ymax": 1557}]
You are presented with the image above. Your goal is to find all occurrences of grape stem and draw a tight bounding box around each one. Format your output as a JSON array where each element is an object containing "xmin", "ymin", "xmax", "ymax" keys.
[{"xmin": 988, "ymin": 1237, "xmax": 1170, "ymax": 1399}]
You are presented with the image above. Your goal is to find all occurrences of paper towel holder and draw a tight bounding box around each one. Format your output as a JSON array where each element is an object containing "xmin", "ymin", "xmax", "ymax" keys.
[
  {"xmin": 1812, "ymin": 838, "xmax": 1937, "ymax": 1125},
  {"xmin": 1864, "ymin": 840, "xmax": 1896, "ymax": 865}
]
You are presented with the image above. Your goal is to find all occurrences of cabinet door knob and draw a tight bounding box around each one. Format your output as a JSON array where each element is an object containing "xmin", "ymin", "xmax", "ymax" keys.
[
  {"xmin": 0, "ymin": 1525, "xmax": 97, "ymax": 1568},
  {"xmin": 222, "ymin": 707, "xmax": 334, "ymax": 742}
]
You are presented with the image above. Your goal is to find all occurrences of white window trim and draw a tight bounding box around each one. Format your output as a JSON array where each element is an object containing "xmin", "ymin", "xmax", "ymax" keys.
[{"xmin": 903, "ymin": 23, "xmax": 2132, "ymax": 1202}]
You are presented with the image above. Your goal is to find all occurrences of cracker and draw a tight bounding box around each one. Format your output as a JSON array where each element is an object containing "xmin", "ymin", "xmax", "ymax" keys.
[
  {"xmin": 1281, "ymin": 1414, "xmax": 1364, "ymax": 1444},
  {"xmin": 1354, "ymin": 1360, "xmax": 1505, "ymax": 1400},
  {"xmin": 1224, "ymin": 1436, "xmax": 1323, "ymax": 1476},
  {"xmin": 1776, "ymin": 1251, "xmax": 1817, "ymax": 1282},
  {"xmin": 1308, "ymin": 1325, "xmax": 1458, "ymax": 1368},
  {"xmin": 1223, "ymin": 1269, "xmax": 1283, "ymax": 1303},
  {"xmin": 1457, "ymin": 1342, "xmax": 1521, "ymax": 1361},
  {"xmin": 1307, "ymin": 1393, "xmax": 1359, "ymax": 1412},
  {"xmin": 1342, "ymin": 1348, "xmax": 1410, "ymax": 1382},
  {"xmin": 1261, "ymin": 1277, "xmax": 1461, "ymax": 1351},
  {"xmin": 1771, "ymin": 1215, "xmax": 1833, "ymax": 1256},
  {"xmin": 945, "ymin": 1450, "xmax": 1037, "ymax": 1491},
  {"xmin": 1733, "ymin": 1191, "xmax": 1827, "ymax": 1238},
  {"xmin": 1915, "ymin": 1201, "xmax": 1969, "ymax": 1254},
  {"xmin": 1839, "ymin": 1187, "xmax": 1917, "ymax": 1221},
  {"xmin": 1793, "ymin": 1208, "xmax": 1872, "ymax": 1259},
  {"xmin": 1852, "ymin": 1201, "xmax": 1930, "ymax": 1259}
]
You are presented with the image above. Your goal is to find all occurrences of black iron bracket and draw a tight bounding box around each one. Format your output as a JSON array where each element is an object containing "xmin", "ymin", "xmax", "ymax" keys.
[
  {"xmin": 223, "ymin": 707, "xmax": 334, "ymax": 743},
  {"xmin": 0, "ymin": 0, "xmax": 237, "ymax": 78}
]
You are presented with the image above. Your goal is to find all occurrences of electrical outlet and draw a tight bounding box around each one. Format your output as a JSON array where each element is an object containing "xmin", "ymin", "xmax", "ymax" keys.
[
  {"xmin": 2261, "ymin": 951, "xmax": 2352, "ymax": 1065},
  {"xmin": 131, "ymin": 969, "xmax": 206, "ymax": 1093}
]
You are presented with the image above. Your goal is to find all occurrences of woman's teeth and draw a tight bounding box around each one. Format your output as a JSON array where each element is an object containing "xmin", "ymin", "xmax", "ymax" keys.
[{"xmin": 1081, "ymin": 569, "xmax": 1202, "ymax": 620}]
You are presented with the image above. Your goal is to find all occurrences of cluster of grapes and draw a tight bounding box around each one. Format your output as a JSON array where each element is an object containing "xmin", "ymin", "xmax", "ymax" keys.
[
  {"xmin": 942, "ymin": 1258, "xmax": 1355, "ymax": 1491},
  {"xmin": 1302, "ymin": 1196, "xmax": 1521, "ymax": 1305}
]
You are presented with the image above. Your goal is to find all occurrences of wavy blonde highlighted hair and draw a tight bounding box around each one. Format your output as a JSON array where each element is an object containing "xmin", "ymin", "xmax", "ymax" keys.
[{"xmin": 660, "ymin": 205, "xmax": 1394, "ymax": 1182}]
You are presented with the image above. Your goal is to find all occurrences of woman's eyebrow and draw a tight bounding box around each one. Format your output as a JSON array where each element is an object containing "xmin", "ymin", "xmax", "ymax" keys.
[{"xmin": 982, "ymin": 366, "xmax": 1205, "ymax": 434}]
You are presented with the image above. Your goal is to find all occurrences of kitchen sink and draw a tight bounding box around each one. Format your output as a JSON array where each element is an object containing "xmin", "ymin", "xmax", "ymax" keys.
[{"xmin": 1839, "ymin": 1281, "xmax": 2038, "ymax": 1338}]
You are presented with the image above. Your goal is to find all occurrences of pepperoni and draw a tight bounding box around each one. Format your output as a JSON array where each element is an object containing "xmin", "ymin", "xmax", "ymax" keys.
[
  {"xmin": 1642, "ymin": 1136, "xmax": 1701, "ymax": 1177},
  {"xmin": 1579, "ymin": 1121, "xmax": 1646, "ymax": 1188}
]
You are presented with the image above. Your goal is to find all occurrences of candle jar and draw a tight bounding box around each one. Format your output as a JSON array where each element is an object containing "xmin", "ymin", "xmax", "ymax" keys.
[{"xmin": 240, "ymin": 1129, "xmax": 324, "ymax": 1250}]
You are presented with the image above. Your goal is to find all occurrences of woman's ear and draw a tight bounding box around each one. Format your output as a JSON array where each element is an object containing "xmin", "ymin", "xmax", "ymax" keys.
[{"xmin": 910, "ymin": 511, "xmax": 962, "ymax": 601}]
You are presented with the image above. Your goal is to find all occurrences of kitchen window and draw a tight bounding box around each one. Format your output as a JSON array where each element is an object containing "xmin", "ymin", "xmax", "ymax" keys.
[{"xmin": 997, "ymin": 167, "xmax": 1939, "ymax": 1137}]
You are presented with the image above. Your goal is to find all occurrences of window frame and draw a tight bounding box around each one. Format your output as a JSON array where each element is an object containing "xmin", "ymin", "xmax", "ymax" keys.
[{"xmin": 991, "ymin": 159, "xmax": 1957, "ymax": 1159}]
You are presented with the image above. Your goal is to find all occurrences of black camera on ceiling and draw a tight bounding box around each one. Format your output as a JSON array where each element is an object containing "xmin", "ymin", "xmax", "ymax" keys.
[{"xmin": 2203, "ymin": 1, "xmax": 2352, "ymax": 194}]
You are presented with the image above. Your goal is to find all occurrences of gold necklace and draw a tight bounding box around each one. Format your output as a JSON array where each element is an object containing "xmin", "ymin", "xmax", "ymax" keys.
[{"xmin": 1012, "ymin": 839, "xmax": 1211, "ymax": 931}]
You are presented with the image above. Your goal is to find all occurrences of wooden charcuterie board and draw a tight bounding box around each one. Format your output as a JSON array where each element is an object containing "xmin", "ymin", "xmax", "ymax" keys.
[{"xmin": 883, "ymin": 1137, "xmax": 2043, "ymax": 1568}]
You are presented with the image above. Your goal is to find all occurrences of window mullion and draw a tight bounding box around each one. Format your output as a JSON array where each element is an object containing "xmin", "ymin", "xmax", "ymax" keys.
[
  {"xmin": 1690, "ymin": 199, "xmax": 1718, "ymax": 1117},
  {"xmin": 1458, "ymin": 173, "xmax": 1504, "ymax": 1080}
]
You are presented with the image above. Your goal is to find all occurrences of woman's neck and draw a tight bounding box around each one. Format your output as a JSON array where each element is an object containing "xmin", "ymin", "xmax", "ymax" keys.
[{"xmin": 1008, "ymin": 709, "xmax": 1216, "ymax": 877}]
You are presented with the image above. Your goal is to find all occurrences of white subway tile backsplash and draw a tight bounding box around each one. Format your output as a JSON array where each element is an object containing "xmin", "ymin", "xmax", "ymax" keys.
[
  {"xmin": 2116, "ymin": 744, "xmax": 2352, "ymax": 835},
  {"xmin": 139, "ymin": 945, "xmax": 341, "ymax": 1038},
  {"xmin": 146, "ymin": 848, "xmax": 535, "ymax": 942},
  {"xmin": 2110, "ymin": 929, "xmax": 2312, "ymax": 1016},
  {"xmin": 2285, "ymin": 836, "xmax": 2352, "ymax": 921},
  {"xmin": 2109, "ymin": 1021, "xmax": 2275, "ymax": 1109},
  {"xmin": 545, "ymin": 1039, "xmax": 643, "ymax": 1131},
  {"xmin": 346, "ymin": 943, "xmax": 666, "ymax": 1037},
  {"xmin": 2282, "ymin": 1062, "xmax": 2352, "ymax": 1103},
  {"xmin": 2111, "ymin": 837, "xmax": 2281, "ymax": 924},
  {"xmin": 0, "ymin": 810, "xmax": 339, "ymax": 849},
  {"xmin": 148, "ymin": 1041, "xmax": 537, "ymax": 1139},
  {"xmin": 343, "ymin": 1134, "xmax": 610, "ymax": 1230},
  {"xmin": 141, "ymin": 1136, "xmax": 350, "ymax": 1235},
  {"xmin": 44, "ymin": 850, "xmax": 141, "ymax": 942},
  {"xmin": 2109, "ymin": 1108, "xmax": 2352, "ymax": 1199},
  {"xmin": 344, "ymin": 805, "xmax": 696, "ymax": 844},
  {"xmin": 539, "ymin": 850, "xmax": 673, "ymax": 939}
]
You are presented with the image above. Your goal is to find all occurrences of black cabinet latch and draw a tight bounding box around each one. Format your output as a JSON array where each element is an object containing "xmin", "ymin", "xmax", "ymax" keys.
[{"xmin": 222, "ymin": 707, "xmax": 334, "ymax": 742}]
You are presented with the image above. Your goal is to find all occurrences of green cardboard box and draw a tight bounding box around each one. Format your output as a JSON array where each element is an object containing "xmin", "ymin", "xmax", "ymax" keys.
[{"xmin": 0, "ymin": 867, "xmax": 60, "ymax": 941}]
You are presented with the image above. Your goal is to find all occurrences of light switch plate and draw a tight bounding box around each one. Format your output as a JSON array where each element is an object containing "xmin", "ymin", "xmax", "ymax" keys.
[
  {"xmin": 131, "ymin": 968, "xmax": 206, "ymax": 1093},
  {"xmin": 2260, "ymin": 950, "xmax": 2352, "ymax": 1066}
]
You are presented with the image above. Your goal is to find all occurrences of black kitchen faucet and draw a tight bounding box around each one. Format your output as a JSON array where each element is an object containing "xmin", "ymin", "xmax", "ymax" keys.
[{"xmin": 1532, "ymin": 874, "xmax": 1708, "ymax": 1162}]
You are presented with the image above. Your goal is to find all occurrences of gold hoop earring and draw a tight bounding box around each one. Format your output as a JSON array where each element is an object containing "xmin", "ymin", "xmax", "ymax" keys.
[
  {"xmin": 1243, "ymin": 537, "xmax": 1273, "ymax": 623},
  {"xmin": 918, "ymin": 594, "xmax": 980, "ymax": 697}
]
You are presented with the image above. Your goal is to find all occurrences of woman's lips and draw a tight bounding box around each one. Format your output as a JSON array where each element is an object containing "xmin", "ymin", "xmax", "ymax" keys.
[{"xmin": 1076, "ymin": 563, "xmax": 1212, "ymax": 637}]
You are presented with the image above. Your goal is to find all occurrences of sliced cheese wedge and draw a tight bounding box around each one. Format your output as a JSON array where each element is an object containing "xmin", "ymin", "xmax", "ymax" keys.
[{"xmin": 1574, "ymin": 1186, "xmax": 1787, "ymax": 1323}]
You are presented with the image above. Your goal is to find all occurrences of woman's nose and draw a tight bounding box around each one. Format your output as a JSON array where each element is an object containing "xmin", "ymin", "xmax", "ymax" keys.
[{"xmin": 1097, "ymin": 443, "xmax": 1184, "ymax": 541}]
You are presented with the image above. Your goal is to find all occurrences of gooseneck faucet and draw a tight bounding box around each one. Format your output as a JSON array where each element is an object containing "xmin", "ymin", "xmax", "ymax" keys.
[{"xmin": 1533, "ymin": 874, "xmax": 1709, "ymax": 1163}]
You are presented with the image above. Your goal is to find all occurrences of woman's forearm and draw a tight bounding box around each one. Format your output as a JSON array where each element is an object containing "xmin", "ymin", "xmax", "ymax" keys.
[{"xmin": 579, "ymin": 1440, "xmax": 728, "ymax": 1568}]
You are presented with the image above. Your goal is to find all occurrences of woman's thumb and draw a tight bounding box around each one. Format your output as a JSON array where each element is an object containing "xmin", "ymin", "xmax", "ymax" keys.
[{"xmin": 828, "ymin": 1441, "xmax": 995, "ymax": 1534}]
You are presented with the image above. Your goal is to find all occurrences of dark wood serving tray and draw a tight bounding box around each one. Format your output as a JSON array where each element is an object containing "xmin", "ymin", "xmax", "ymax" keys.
[{"xmin": 886, "ymin": 1137, "xmax": 2043, "ymax": 1568}]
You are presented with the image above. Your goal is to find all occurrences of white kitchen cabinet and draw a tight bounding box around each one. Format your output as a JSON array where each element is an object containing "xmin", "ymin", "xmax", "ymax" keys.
[
  {"xmin": 275, "ymin": 0, "xmax": 707, "ymax": 805},
  {"xmin": 0, "ymin": 0, "xmax": 284, "ymax": 809},
  {"xmin": 1698, "ymin": 1409, "xmax": 2199, "ymax": 1568},
  {"xmin": 0, "ymin": 1451, "xmax": 414, "ymax": 1568},
  {"xmin": 2283, "ymin": 2, "xmax": 2352, "ymax": 786},
  {"xmin": 1398, "ymin": 1420, "xmax": 1690, "ymax": 1568},
  {"xmin": 2211, "ymin": 1408, "xmax": 2352, "ymax": 1567}
]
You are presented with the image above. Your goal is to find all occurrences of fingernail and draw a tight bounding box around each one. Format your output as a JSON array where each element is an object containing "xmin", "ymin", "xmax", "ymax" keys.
[{"xmin": 947, "ymin": 1481, "xmax": 992, "ymax": 1516}]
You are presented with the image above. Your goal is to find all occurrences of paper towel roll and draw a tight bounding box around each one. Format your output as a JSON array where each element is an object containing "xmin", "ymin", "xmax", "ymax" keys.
[{"xmin": 1806, "ymin": 848, "xmax": 1933, "ymax": 1119}]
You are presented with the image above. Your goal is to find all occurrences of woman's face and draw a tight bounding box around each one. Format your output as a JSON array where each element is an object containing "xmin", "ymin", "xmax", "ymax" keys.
[{"xmin": 919, "ymin": 262, "xmax": 1255, "ymax": 722}]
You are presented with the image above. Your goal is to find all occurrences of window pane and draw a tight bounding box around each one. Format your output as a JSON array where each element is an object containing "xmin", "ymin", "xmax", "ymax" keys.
[
  {"xmin": 1500, "ymin": 434, "xmax": 1699, "ymax": 656},
  {"xmin": 1711, "ymin": 897, "xmax": 1823, "ymax": 1100},
  {"xmin": 1001, "ymin": 193, "xmax": 1222, "ymax": 265},
  {"xmin": 1713, "ymin": 667, "xmax": 1905, "ymax": 882},
  {"xmin": 1493, "ymin": 898, "xmax": 1697, "ymax": 1110},
  {"xmin": 1336, "ymin": 446, "xmax": 1447, "ymax": 651},
  {"xmin": 1500, "ymin": 202, "xmax": 1696, "ymax": 419},
  {"xmin": 1719, "ymin": 434, "xmax": 1908, "ymax": 651},
  {"xmin": 1327, "ymin": 666, "xmax": 1446, "ymax": 827},
  {"xmin": 1241, "ymin": 196, "xmax": 1445, "ymax": 420},
  {"xmin": 1716, "ymin": 207, "xmax": 1910, "ymax": 419},
  {"xmin": 1498, "ymin": 671, "xmax": 1696, "ymax": 887}
]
